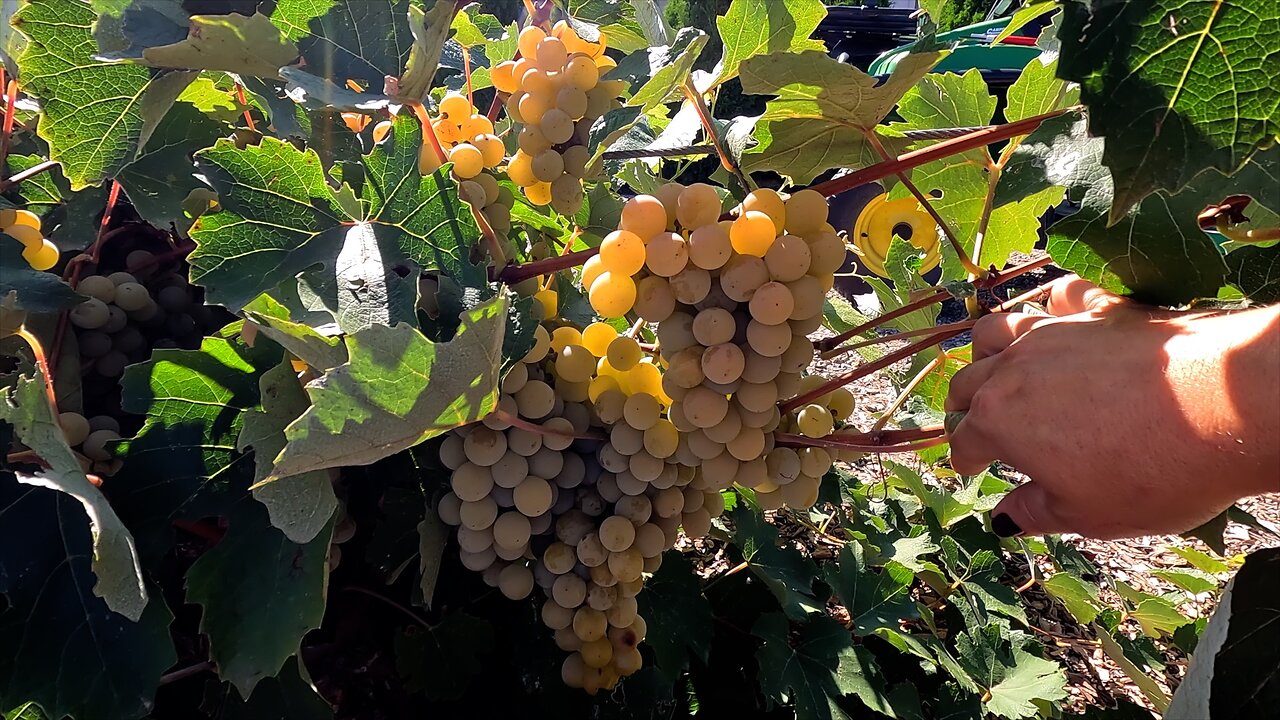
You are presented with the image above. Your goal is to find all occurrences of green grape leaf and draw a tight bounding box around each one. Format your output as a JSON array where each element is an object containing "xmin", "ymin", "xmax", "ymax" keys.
[
  {"xmin": 1057, "ymin": 0, "xmax": 1280, "ymax": 223},
  {"xmin": 1169, "ymin": 546, "xmax": 1232, "ymax": 575},
  {"xmin": 186, "ymin": 496, "xmax": 333, "ymax": 697},
  {"xmin": 939, "ymin": 536, "xmax": 1026, "ymax": 625},
  {"xmin": 200, "ymin": 657, "xmax": 331, "ymax": 720},
  {"xmin": 0, "ymin": 478, "xmax": 176, "ymax": 720},
  {"xmin": 886, "ymin": 462, "xmax": 976, "ymax": 529},
  {"xmin": 709, "ymin": 0, "xmax": 827, "ymax": 90},
  {"xmin": 740, "ymin": 50, "xmax": 942, "ymax": 184},
  {"xmin": 1130, "ymin": 597, "xmax": 1189, "ymax": 637},
  {"xmin": 621, "ymin": 27, "xmax": 708, "ymax": 114},
  {"xmin": 400, "ymin": 0, "xmax": 459, "ymax": 101},
  {"xmin": 733, "ymin": 506, "xmax": 823, "ymax": 620},
  {"xmin": 1041, "ymin": 573, "xmax": 1104, "ymax": 625},
  {"xmin": 266, "ymin": 295, "xmax": 507, "ymax": 481},
  {"xmin": 752, "ymin": 613, "xmax": 894, "ymax": 720},
  {"xmin": 242, "ymin": 293, "xmax": 347, "ymax": 371},
  {"xmin": 239, "ymin": 361, "xmax": 337, "ymax": 544},
  {"xmin": 417, "ymin": 495, "xmax": 447, "ymax": 608},
  {"xmin": 637, "ymin": 551, "xmax": 713, "ymax": 679},
  {"xmin": 271, "ymin": 0, "xmax": 415, "ymax": 89},
  {"xmin": 189, "ymin": 113, "xmax": 484, "ymax": 318},
  {"xmin": 138, "ymin": 12, "xmax": 299, "ymax": 77},
  {"xmin": 1151, "ymin": 568, "xmax": 1219, "ymax": 595},
  {"xmin": 1093, "ymin": 624, "xmax": 1172, "ymax": 712},
  {"xmin": 0, "ymin": 370, "xmax": 147, "ymax": 620},
  {"xmin": 994, "ymin": 1, "xmax": 1059, "ymax": 43},
  {"xmin": 1002, "ymin": 55, "xmax": 1078, "ymax": 127},
  {"xmin": 4, "ymin": 702, "xmax": 44, "ymax": 720},
  {"xmin": 115, "ymin": 335, "xmax": 282, "ymax": 564},
  {"xmin": 394, "ymin": 611, "xmax": 495, "ymax": 701},
  {"xmin": 6, "ymin": 155, "xmax": 111, "ymax": 251},
  {"xmin": 956, "ymin": 626, "xmax": 1067, "ymax": 719},
  {"xmin": 13, "ymin": 0, "xmax": 194, "ymax": 189},
  {"xmin": 119, "ymin": 99, "xmax": 226, "ymax": 230},
  {"xmin": 558, "ymin": 0, "xmax": 648, "ymax": 53},
  {"xmin": 1226, "ymin": 245, "xmax": 1280, "ymax": 303},
  {"xmin": 825, "ymin": 544, "xmax": 917, "ymax": 636},
  {"xmin": 0, "ymin": 240, "xmax": 84, "ymax": 314}
]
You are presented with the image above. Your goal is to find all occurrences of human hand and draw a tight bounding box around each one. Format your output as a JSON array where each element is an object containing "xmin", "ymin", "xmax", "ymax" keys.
[{"xmin": 945, "ymin": 276, "xmax": 1280, "ymax": 540}]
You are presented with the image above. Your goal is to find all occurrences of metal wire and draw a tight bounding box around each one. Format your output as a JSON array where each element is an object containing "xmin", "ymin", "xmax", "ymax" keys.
[{"xmin": 598, "ymin": 127, "xmax": 994, "ymax": 161}]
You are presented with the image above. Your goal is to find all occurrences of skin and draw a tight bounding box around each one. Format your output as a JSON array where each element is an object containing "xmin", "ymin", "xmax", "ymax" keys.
[{"xmin": 945, "ymin": 276, "xmax": 1280, "ymax": 539}]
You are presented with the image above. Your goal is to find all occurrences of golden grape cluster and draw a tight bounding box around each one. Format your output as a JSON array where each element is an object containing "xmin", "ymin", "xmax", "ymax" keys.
[
  {"xmin": 437, "ymin": 318, "xmax": 731, "ymax": 694},
  {"xmin": 2, "ymin": 208, "xmax": 59, "ymax": 271},
  {"xmin": 492, "ymin": 22, "xmax": 626, "ymax": 215}
]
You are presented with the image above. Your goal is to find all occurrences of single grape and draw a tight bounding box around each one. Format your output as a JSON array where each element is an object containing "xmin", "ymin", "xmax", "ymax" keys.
[
  {"xmin": 518, "ymin": 91, "xmax": 551, "ymax": 123},
  {"xmin": 669, "ymin": 266, "xmax": 711, "ymax": 305},
  {"xmin": 523, "ymin": 181, "xmax": 553, "ymax": 206},
  {"xmin": 541, "ymin": 108, "xmax": 575, "ymax": 144},
  {"xmin": 784, "ymin": 189, "xmax": 829, "ymax": 235},
  {"xmin": 644, "ymin": 232, "xmax": 688, "ymax": 277},
  {"xmin": 605, "ymin": 335, "xmax": 642, "ymax": 371},
  {"xmin": 742, "ymin": 188, "xmax": 786, "ymax": 234},
  {"xmin": 588, "ymin": 272, "xmax": 636, "ymax": 318},
  {"xmin": 786, "ymin": 275, "xmax": 825, "ymax": 320},
  {"xmin": 515, "ymin": 379, "xmax": 556, "ymax": 419},
  {"xmin": 551, "ymin": 176, "xmax": 584, "ymax": 215},
  {"xmin": 718, "ymin": 254, "xmax": 769, "ymax": 302},
  {"xmin": 692, "ymin": 307, "xmax": 735, "ymax": 346},
  {"xmin": 561, "ymin": 145, "xmax": 590, "ymax": 177},
  {"xmin": 764, "ymin": 234, "xmax": 812, "ymax": 282},
  {"xmin": 532, "ymin": 149, "xmax": 565, "ymax": 183},
  {"xmin": 556, "ymin": 86, "xmax": 589, "ymax": 120},
  {"xmin": 701, "ymin": 343, "xmax": 745, "ymax": 385},
  {"xmin": 4, "ymin": 223, "xmax": 42, "ymax": 248},
  {"xmin": 688, "ymin": 223, "xmax": 732, "ymax": 270},
  {"xmin": 749, "ymin": 282, "xmax": 795, "ymax": 325},
  {"xmin": 449, "ymin": 143, "xmax": 485, "ymax": 179},
  {"xmin": 807, "ymin": 229, "xmax": 847, "ymax": 275},
  {"xmin": 619, "ymin": 195, "xmax": 666, "ymax": 241},
  {"xmin": 21, "ymin": 239, "xmax": 59, "ymax": 271},
  {"xmin": 76, "ymin": 275, "xmax": 115, "ymax": 303},
  {"xmin": 452, "ymin": 462, "xmax": 494, "ymax": 501},
  {"xmin": 460, "ymin": 496, "xmax": 499, "ymax": 530},
  {"xmin": 498, "ymin": 563, "xmax": 535, "ymax": 600},
  {"xmin": 796, "ymin": 403, "xmax": 835, "ymax": 438},
  {"xmin": 643, "ymin": 419, "xmax": 679, "ymax": 458},
  {"xmin": 682, "ymin": 386, "xmax": 729, "ymax": 429},
  {"xmin": 536, "ymin": 36, "xmax": 569, "ymax": 71},
  {"xmin": 676, "ymin": 183, "xmax": 722, "ymax": 229},
  {"xmin": 493, "ymin": 511, "xmax": 533, "ymax": 549},
  {"xmin": 82, "ymin": 429, "xmax": 120, "ymax": 461},
  {"xmin": 633, "ymin": 276, "xmax": 676, "ymax": 323},
  {"xmin": 492, "ymin": 60, "xmax": 519, "ymax": 93},
  {"xmin": 730, "ymin": 211, "xmax": 777, "ymax": 257},
  {"xmin": 746, "ymin": 319, "xmax": 792, "ymax": 357},
  {"xmin": 622, "ymin": 392, "xmax": 661, "ymax": 430},
  {"xmin": 113, "ymin": 283, "xmax": 151, "ymax": 312},
  {"xmin": 564, "ymin": 55, "xmax": 600, "ymax": 90},
  {"xmin": 580, "ymin": 322, "xmax": 618, "ymax": 357},
  {"xmin": 58, "ymin": 411, "xmax": 90, "ymax": 446},
  {"xmin": 598, "ymin": 515, "xmax": 636, "ymax": 553}
]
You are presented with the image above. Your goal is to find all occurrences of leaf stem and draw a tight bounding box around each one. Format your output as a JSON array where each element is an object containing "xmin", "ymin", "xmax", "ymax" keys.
[
  {"xmin": 814, "ymin": 254, "xmax": 1053, "ymax": 351},
  {"xmin": 342, "ymin": 586, "xmax": 431, "ymax": 630},
  {"xmin": 407, "ymin": 101, "xmax": 448, "ymax": 166},
  {"xmin": 681, "ymin": 79, "xmax": 753, "ymax": 193},
  {"xmin": 807, "ymin": 108, "xmax": 1073, "ymax": 199},
  {"xmin": 965, "ymin": 162, "xmax": 1003, "ymax": 317},
  {"xmin": 13, "ymin": 327, "xmax": 60, "ymax": 416},
  {"xmin": 869, "ymin": 354, "xmax": 948, "ymax": 432},
  {"xmin": 0, "ymin": 78, "xmax": 18, "ymax": 183},
  {"xmin": 863, "ymin": 130, "xmax": 984, "ymax": 278},
  {"xmin": 234, "ymin": 83, "xmax": 257, "ymax": 133},
  {"xmin": 0, "ymin": 159, "xmax": 58, "ymax": 192},
  {"xmin": 821, "ymin": 319, "xmax": 977, "ymax": 360},
  {"xmin": 158, "ymin": 661, "xmax": 215, "ymax": 686}
]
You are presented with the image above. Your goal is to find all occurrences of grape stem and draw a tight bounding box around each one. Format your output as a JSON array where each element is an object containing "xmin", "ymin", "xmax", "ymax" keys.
[
  {"xmin": 158, "ymin": 662, "xmax": 215, "ymax": 686},
  {"xmin": 342, "ymin": 586, "xmax": 431, "ymax": 630},
  {"xmin": 773, "ymin": 431, "xmax": 948, "ymax": 454},
  {"xmin": 0, "ymin": 76, "xmax": 17, "ymax": 184},
  {"xmin": 863, "ymin": 129, "xmax": 985, "ymax": 278},
  {"xmin": 234, "ymin": 83, "xmax": 257, "ymax": 133},
  {"xmin": 0, "ymin": 159, "xmax": 57, "ymax": 192},
  {"xmin": 820, "ymin": 319, "xmax": 977, "ymax": 360},
  {"xmin": 13, "ymin": 327, "xmax": 60, "ymax": 416},
  {"xmin": 814, "ymin": 254, "xmax": 1053, "ymax": 351},
  {"xmin": 406, "ymin": 101, "xmax": 449, "ymax": 166},
  {"xmin": 489, "ymin": 408, "xmax": 606, "ymax": 441},
  {"xmin": 807, "ymin": 108, "xmax": 1075, "ymax": 199},
  {"xmin": 869, "ymin": 353, "xmax": 948, "ymax": 433},
  {"xmin": 496, "ymin": 246, "xmax": 599, "ymax": 284}
]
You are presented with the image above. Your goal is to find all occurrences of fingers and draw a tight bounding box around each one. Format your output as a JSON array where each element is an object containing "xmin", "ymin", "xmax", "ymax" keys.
[
  {"xmin": 947, "ymin": 418, "xmax": 999, "ymax": 475},
  {"xmin": 989, "ymin": 482, "xmax": 1063, "ymax": 537},
  {"xmin": 971, "ymin": 312, "xmax": 1055, "ymax": 361},
  {"xmin": 945, "ymin": 355, "xmax": 998, "ymax": 412},
  {"xmin": 1046, "ymin": 275, "xmax": 1129, "ymax": 317}
]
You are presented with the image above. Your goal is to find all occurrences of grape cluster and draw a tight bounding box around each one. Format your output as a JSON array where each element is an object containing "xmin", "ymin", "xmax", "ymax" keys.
[
  {"xmin": 437, "ymin": 318, "xmax": 729, "ymax": 694},
  {"xmin": 2, "ymin": 208, "xmax": 60, "ymax": 271},
  {"xmin": 492, "ymin": 22, "xmax": 626, "ymax": 216},
  {"xmin": 583, "ymin": 186, "xmax": 859, "ymax": 510},
  {"xmin": 55, "ymin": 411, "xmax": 125, "ymax": 478}
]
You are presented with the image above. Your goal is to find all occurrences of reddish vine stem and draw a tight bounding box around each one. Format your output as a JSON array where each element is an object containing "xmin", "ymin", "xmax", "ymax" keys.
[
  {"xmin": 815, "ymin": 254, "xmax": 1054, "ymax": 351},
  {"xmin": 50, "ymin": 181, "xmax": 124, "ymax": 371},
  {"xmin": 774, "ymin": 434, "xmax": 949, "ymax": 454},
  {"xmin": 13, "ymin": 328, "xmax": 60, "ymax": 416},
  {"xmin": 406, "ymin": 101, "xmax": 448, "ymax": 165},
  {"xmin": 0, "ymin": 78, "xmax": 18, "ymax": 182},
  {"xmin": 822, "ymin": 318, "xmax": 977, "ymax": 360},
  {"xmin": 0, "ymin": 159, "xmax": 57, "ymax": 192},
  {"xmin": 808, "ymin": 108, "xmax": 1073, "ymax": 199},
  {"xmin": 496, "ymin": 246, "xmax": 599, "ymax": 284},
  {"xmin": 486, "ymin": 90, "xmax": 508, "ymax": 122},
  {"xmin": 491, "ymin": 408, "xmax": 605, "ymax": 441},
  {"xmin": 158, "ymin": 662, "xmax": 215, "ymax": 686},
  {"xmin": 234, "ymin": 83, "xmax": 257, "ymax": 133}
]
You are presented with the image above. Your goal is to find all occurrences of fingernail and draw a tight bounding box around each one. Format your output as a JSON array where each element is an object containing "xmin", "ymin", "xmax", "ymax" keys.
[{"xmin": 992, "ymin": 513, "xmax": 1023, "ymax": 538}]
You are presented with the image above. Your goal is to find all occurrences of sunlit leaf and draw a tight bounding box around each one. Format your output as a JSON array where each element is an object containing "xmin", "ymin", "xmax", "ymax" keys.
[
  {"xmin": 271, "ymin": 0, "xmax": 415, "ymax": 89},
  {"xmin": 955, "ymin": 626, "xmax": 1067, "ymax": 719},
  {"xmin": 710, "ymin": 0, "xmax": 827, "ymax": 89},
  {"xmin": 825, "ymin": 544, "xmax": 917, "ymax": 636},
  {"xmin": 139, "ymin": 12, "xmax": 298, "ymax": 77}
]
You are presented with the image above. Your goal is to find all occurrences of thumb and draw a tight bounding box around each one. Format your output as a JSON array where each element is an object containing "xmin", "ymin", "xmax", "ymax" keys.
[{"xmin": 989, "ymin": 482, "xmax": 1064, "ymax": 538}]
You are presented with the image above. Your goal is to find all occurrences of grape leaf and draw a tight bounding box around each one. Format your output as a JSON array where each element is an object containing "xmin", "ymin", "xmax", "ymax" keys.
[
  {"xmin": 394, "ymin": 611, "xmax": 494, "ymax": 701},
  {"xmin": 239, "ymin": 361, "xmax": 337, "ymax": 544},
  {"xmin": 241, "ymin": 293, "xmax": 347, "ymax": 371},
  {"xmin": 825, "ymin": 544, "xmax": 917, "ymax": 636},
  {"xmin": 752, "ymin": 613, "xmax": 894, "ymax": 720},
  {"xmin": 278, "ymin": 67, "xmax": 395, "ymax": 112},
  {"xmin": 186, "ymin": 495, "xmax": 332, "ymax": 697},
  {"xmin": 119, "ymin": 99, "xmax": 225, "ymax": 230},
  {"xmin": 939, "ymin": 536, "xmax": 1026, "ymax": 625},
  {"xmin": 637, "ymin": 551, "xmax": 713, "ymax": 680},
  {"xmin": 1057, "ymin": 0, "xmax": 1280, "ymax": 223},
  {"xmin": 1169, "ymin": 546, "xmax": 1232, "ymax": 575},
  {"xmin": 0, "ymin": 477, "xmax": 176, "ymax": 720},
  {"xmin": 956, "ymin": 626, "xmax": 1067, "ymax": 719},
  {"xmin": 0, "ymin": 370, "xmax": 148, "ymax": 620},
  {"xmin": 1042, "ymin": 573, "xmax": 1104, "ymax": 625},
  {"xmin": 12, "ymin": 0, "xmax": 194, "ymax": 189},
  {"xmin": 266, "ymin": 295, "xmax": 507, "ymax": 481},
  {"xmin": 0, "ymin": 240, "xmax": 84, "ymax": 314},
  {"xmin": 708, "ymin": 0, "xmax": 827, "ymax": 90},
  {"xmin": 115, "ymin": 335, "xmax": 282, "ymax": 564},
  {"xmin": 1093, "ymin": 624, "xmax": 1172, "ymax": 713},
  {"xmin": 1151, "ymin": 568, "xmax": 1219, "ymax": 595},
  {"xmin": 399, "ymin": 0, "xmax": 459, "ymax": 101},
  {"xmin": 271, "ymin": 0, "xmax": 415, "ymax": 89},
  {"xmin": 417, "ymin": 495, "xmax": 447, "ymax": 608},
  {"xmin": 6, "ymin": 155, "xmax": 111, "ymax": 251},
  {"xmin": 557, "ymin": 0, "xmax": 648, "ymax": 53},
  {"xmin": 4, "ymin": 702, "xmax": 44, "ymax": 720},
  {"xmin": 189, "ymin": 113, "xmax": 483, "ymax": 318},
  {"xmin": 732, "ymin": 506, "xmax": 823, "ymax": 620},
  {"xmin": 739, "ymin": 50, "xmax": 942, "ymax": 184},
  {"xmin": 1226, "ymin": 244, "xmax": 1280, "ymax": 303},
  {"xmin": 138, "ymin": 12, "xmax": 299, "ymax": 78},
  {"xmin": 200, "ymin": 657, "xmax": 332, "ymax": 720},
  {"xmin": 618, "ymin": 27, "xmax": 708, "ymax": 114}
]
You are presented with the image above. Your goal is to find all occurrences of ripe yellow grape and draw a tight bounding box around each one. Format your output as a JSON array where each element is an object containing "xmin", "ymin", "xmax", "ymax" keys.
[
  {"xmin": 451, "ymin": 462, "xmax": 494, "ymax": 502},
  {"xmin": 628, "ymin": 361, "xmax": 664, "ymax": 399},
  {"xmin": 581, "ymin": 254, "xmax": 606, "ymax": 290},
  {"xmin": 493, "ymin": 510, "xmax": 533, "ymax": 548},
  {"xmin": 0, "ymin": 208, "xmax": 41, "ymax": 230},
  {"xmin": 562, "ymin": 145, "xmax": 590, "ymax": 177},
  {"xmin": 515, "ymin": 379, "xmax": 556, "ymax": 418},
  {"xmin": 550, "ymin": 326, "xmax": 582, "ymax": 353},
  {"xmin": 622, "ymin": 392, "xmax": 661, "ymax": 429},
  {"xmin": 682, "ymin": 386, "xmax": 729, "ymax": 429},
  {"xmin": 541, "ymin": 108, "xmax": 575, "ymax": 144},
  {"xmin": 523, "ymin": 324, "xmax": 551, "ymax": 362},
  {"xmin": 746, "ymin": 319, "xmax": 792, "ymax": 357},
  {"xmin": 461, "ymin": 113, "xmax": 495, "ymax": 138},
  {"xmin": 532, "ymin": 149, "xmax": 565, "ymax": 182},
  {"xmin": 5, "ymin": 223, "xmax": 42, "ymax": 247},
  {"xmin": 607, "ymin": 547, "xmax": 644, "ymax": 583},
  {"xmin": 799, "ymin": 446, "xmax": 833, "ymax": 477},
  {"xmin": 643, "ymin": 419, "xmax": 679, "ymax": 458},
  {"xmin": 692, "ymin": 307, "xmax": 735, "ymax": 346},
  {"xmin": 492, "ymin": 60, "xmax": 518, "ymax": 92},
  {"xmin": 644, "ymin": 232, "xmax": 688, "ymax": 277},
  {"xmin": 551, "ymin": 176, "xmax": 585, "ymax": 215},
  {"xmin": 668, "ymin": 266, "xmax": 711, "ymax": 305},
  {"xmin": 537, "ymin": 36, "xmax": 569, "ymax": 71},
  {"xmin": 807, "ymin": 229, "xmax": 847, "ymax": 275},
  {"xmin": 534, "ymin": 287, "xmax": 558, "ymax": 318},
  {"xmin": 598, "ymin": 515, "xmax": 636, "ymax": 553},
  {"xmin": 730, "ymin": 211, "xmax": 777, "ymax": 257},
  {"xmin": 599, "ymin": 230, "xmax": 646, "ymax": 275},
  {"xmin": 581, "ymin": 322, "xmax": 618, "ymax": 356},
  {"xmin": 606, "ymin": 335, "xmax": 642, "ymax": 371},
  {"xmin": 553, "ymin": 572, "xmax": 588, "ymax": 608},
  {"xmin": 796, "ymin": 403, "xmax": 835, "ymax": 438},
  {"xmin": 687, "ymin": 223, "xmax": 732, "ymax": 270},
  {"xmin": 764, "ymin": 234, "xmax": 812, "ymax": 282},
  {"xmin": 581, "ymin": 637, "xmax": 613, "ymax": 668},
  {"xmin": 460, "ymin": 497, "xmax": 499, "ymax": 530},
  {"xmin": 439, "ymin": 93, "xmax": 472, "ymax": 120},
  {"xmin": 507, "ymin": 151, "xmax": 537, "ymax": 186},
  {"xmin": 786, "ymin": 275, "xmax": 825, "ymax": 320},
  {"xmin": 556, "ymin": 86, "xmax": 588, "ymax": 120},
  {"xmin": 524, "ymin": 181, "xmax": 553, "ymax": 206},
  {"xmin": 676, "ymin": 183, "xmax": 722, "ymax": 229},
  {"xmin": 519, "ymin": 91, "xmax": 551, "ymax": 122},
  {"xmin": 588, "ymin": 272, "xmax": 636, "ymax": 318},
  {"xmin": 651, "ymin": 182, "xmax": 683, "ymax": 228},
  {"xmin": 779, "ymin": 334, "xmax": 815, "ymax": 374},
  {"xmin": 518, "ymin": 25, "xmax": 547, "ymax": 58},
  {"xmin": 742, "ymin": 188, "xmax": 786, "ymax": 233},
  {"xmin": 514, "ymin": 476, "xmax": 554, "ymax": 516},
  {"xmin": 719, "ymin": 254, "xmax": 769, "ymax": 302},
  {"xmin": 519, "ymin": 125, "xmax": 552, "ymax": 154},
  {"xmin": 564, "ymin": 55, "xmax": 600, "ymax": 90},
  {"xmin": 701, "ymin": 343, "xmax": 745, "ymax": 385},
  {"xmin": 826, "ymin": 387, "xmax": 856, "ymax": 420},
  {"xmin": 556, "ymin": 344, "xmax": 597, "ymax": 383},
  {"xmin": 633, "ymin": 276, "xmax": 676, "ymax": 322},
  {"xmin": 22, "ymin": 239, "xmax": 60, "ymax": 271},
  {"xmin": 573, "ymin": 606, "xmax": 608, "ymax": 642},
  {"xmin": 474, "ymin": 134, "xmax": 505, "ymax": 166},
  {"xmin": 749, "ymin": 282, "xmax": 795, "ymax": 325},
  {"xmin": 620, "ymin": 195, "xmax": 666, "ymax": 240}
]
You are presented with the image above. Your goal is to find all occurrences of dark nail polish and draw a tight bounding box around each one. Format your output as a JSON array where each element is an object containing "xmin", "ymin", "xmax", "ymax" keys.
[{"xmin": 992, "ymin": 513, "xmax": 1023, "ymax": 538}]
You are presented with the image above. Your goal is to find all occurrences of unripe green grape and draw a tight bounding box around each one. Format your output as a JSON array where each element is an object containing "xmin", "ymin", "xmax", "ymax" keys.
[
  {"xmin": 113, "ymin": 282, "xmax": 151, "ymax": 312},
  {"xmin": 76, "ymin": 275, "xmax": 115, "ymax": 303},
  {"xmin": 796, "ymin": 403, "xmax": 834, "ymax": 438}
]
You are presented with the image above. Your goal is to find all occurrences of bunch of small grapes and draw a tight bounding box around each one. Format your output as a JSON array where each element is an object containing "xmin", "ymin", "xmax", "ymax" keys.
[
  {"xmin": 328, "ymin": 501, "xmax": 357, "ymax": 572},
  {"xmin": 415, "ymin": 93, "xmax": 506, "ymax": 181},
  {"xmin": 492, "ymin": 22, "xmax": 626, "ymax": 216},
  {"xmin": 582, "ymin": 186, "xmax": 860, "ymax": 510},
  {"xmin": 2, "ymin": 208, "xmax": 60, "ymax": 271},
  {"xmin": 436, "ymin": 318, "xmax": 727, "ymax": 694},
  {"xmin": 55, "ymin": 411, "xmax": 125, "ymax": 477}
]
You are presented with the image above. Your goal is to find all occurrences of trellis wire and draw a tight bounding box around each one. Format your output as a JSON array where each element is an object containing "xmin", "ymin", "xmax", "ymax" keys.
[{"xmin": 599, "ymin": 126, "xmax": 992, "ymax": 161}]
